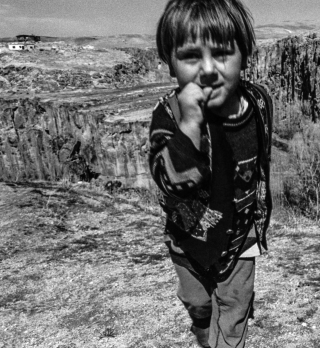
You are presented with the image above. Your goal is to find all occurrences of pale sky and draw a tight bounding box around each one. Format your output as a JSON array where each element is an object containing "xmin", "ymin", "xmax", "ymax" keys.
[
  {"xmin": 0, "ymin": 0, "xmax": 320, "ymax": 37},
  {"xmin": 243, "ymin": 0, "xmax": 320, "ymax": 27}
]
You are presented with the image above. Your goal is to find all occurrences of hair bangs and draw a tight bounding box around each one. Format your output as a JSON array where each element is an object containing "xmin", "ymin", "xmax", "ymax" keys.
[
  {"xmin": 170, "ymin": 2, "xmax": 244, "ymax": 59},
  {"xmin": 175, "ymin": 5, "xmax": 237, "ymax": 50},
  {"xmin": 156, "ymin": 0, "xmax": 255, "ymax": 68}
]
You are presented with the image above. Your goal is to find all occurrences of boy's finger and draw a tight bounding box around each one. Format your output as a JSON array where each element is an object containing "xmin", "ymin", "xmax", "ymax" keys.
[{"xmin": 202, "ymin": 87, "xmax": 213, "ymax": 101}]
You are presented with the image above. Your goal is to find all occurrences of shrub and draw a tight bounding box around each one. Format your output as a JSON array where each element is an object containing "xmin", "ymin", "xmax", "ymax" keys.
[
  {"xmin": 284, "ymin": 121, "xmax": 320, "ymax": 220},
  {"xmin": 273, "ymin": 100, "xmax": 307, "ymax": 140}
]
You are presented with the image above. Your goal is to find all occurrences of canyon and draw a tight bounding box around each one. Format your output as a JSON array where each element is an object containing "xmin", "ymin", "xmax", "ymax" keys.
[{"xmin": 0, "ymin": 33, "xmax": 320, "ymax": 188}]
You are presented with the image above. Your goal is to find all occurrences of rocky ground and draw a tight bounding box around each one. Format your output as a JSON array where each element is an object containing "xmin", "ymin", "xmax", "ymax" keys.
[
  {"xmin": 0, "ymin": 36, "xmax": 172, "ymax": 94},
  {"xmin": 0, "ymin": 181, "xmax": 320, "ymax": 348}
]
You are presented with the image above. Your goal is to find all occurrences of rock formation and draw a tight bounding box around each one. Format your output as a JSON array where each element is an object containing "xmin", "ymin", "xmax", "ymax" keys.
[
  {"xmin": 0, "ymin": 84, "xmax": 174, "ymax": 188},
  {"xmin": 1, "ymin": 33, "xmax": 320, "ymax": 187},
  {"xmin": 245, "ymin": 34, "xmax": 320, "ymax": 137}
]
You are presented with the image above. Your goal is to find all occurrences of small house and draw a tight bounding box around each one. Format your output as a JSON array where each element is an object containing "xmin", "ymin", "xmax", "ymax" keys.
[
  {"xmin": 8, "ymin": 43, "xmax": 35, "ymax": 51},
  {"xmin": 8, "ymin": 34, "xmax": 40, "ymax": 51}
]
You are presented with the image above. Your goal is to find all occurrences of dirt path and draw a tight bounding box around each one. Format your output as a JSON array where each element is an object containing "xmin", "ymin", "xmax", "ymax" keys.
[{"xmin": 0, "ymin": 182, "xmax": 319, "ymax": 348}]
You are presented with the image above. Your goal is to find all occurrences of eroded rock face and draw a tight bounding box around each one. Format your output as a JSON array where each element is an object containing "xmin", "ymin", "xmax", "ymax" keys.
[
  {"xmin": 0, "ymin": 85, "xmax": 173, "ymax": 187},
  {"xmin": 245, "ymin": 34, "xmax": 320, "ymax": 132},
  {"xmin": 1, "ymin": 34, "xmax": 320, "ymax": 186}
]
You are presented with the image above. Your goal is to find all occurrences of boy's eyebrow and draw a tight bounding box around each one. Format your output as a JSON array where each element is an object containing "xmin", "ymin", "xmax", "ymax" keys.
[
  {"xmin": 176, "ymin": 43, "xmax": 201, "ymax": 51},
  {"xmin": 175, "ymin": 44, "xmax": 234, "ymax": 56},
  {"xmin": 176, "ymin": 40, "xmax": 234, "ymax": 52}
]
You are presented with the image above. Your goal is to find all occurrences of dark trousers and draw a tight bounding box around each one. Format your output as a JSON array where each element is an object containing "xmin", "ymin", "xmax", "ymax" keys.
[{"xmin": 174, "ymin": 258, "xmax": 255, "ymax": 348}]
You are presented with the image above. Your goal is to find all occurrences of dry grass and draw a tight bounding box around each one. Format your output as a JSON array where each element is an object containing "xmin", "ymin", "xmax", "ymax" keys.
[
  {"xmin": 0, "ymin": 181, "xmax": 320, "ymax": 348},
  {"xmin": 283, "ymin": 122, "xmax": 320, "ymax": 219}
]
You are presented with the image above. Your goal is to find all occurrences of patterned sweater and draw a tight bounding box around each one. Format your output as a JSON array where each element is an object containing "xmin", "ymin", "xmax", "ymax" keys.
[
  {"xmin": 149, "ymin": 80, "xmax": 273, "ymax": 278},
  {"xmin": 223, "ymin": 101, "xmax": 259, "ymax": 256}
]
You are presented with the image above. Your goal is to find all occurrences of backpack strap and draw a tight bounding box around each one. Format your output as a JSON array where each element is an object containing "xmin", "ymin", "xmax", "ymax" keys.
[
  {"xmin": 251, "ymin": 83, "xmax": 273, "ymax": 159},
  {"xmin": 167, "ymin": 93, "xmax": 181, "ymax": 125}
]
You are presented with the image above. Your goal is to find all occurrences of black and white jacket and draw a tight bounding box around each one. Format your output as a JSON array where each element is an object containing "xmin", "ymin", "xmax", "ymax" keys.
[{"xmin": 149, "ymin": 80, "xmax": 273, "ymax": 278}]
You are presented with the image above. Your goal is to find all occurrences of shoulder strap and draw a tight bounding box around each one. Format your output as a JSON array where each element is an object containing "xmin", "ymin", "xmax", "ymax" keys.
[
  {"xmin": 251, "ymin": 83, "xmax": 273, "ymax": 158},
  {"xmin": 253, "ymin": 83, "xmax": 273, "ymax": 133},
  {"xmin": 167, "ymin": 93, "xmax": 181, "ymax": 125}
]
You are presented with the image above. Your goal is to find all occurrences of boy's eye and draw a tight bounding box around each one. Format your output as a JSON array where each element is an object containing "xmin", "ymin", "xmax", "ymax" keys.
[
  {"xmin": 212, "ymin": 51, "xmax": 227, "ymax": 62},
  {"xmin": 213, "ymin": 49, "xmax": 226, "ymax": 56},
  {"xmin": 214, "ymin": 46, "xmax": 235, "ymax": 55},
  {"xmin": 213, "ymin": 49, "xmax": 230, "ymax": 58},
  {"xmin": 176, "ymin": 50, "xmax": 200, "ymax": 61},
  {"xmin": 185, "ymin": 53, "xmax": 200, "ymax": 61}
]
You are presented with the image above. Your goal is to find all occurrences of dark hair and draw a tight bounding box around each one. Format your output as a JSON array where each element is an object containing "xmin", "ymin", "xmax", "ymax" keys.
[{"xmin": 156, "ymin": 0, "xmax": 255, "ymax": 70}]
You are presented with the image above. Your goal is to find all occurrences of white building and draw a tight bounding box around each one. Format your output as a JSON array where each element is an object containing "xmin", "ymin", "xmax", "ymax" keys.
[{"xmin": 8, "ymin": 43, "xmax": 35, "ymax": 51}]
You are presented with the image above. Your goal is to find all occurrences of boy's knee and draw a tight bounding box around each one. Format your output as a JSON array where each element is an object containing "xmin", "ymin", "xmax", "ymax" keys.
[
  {"xmin": 177, "ymin": 283, "xmax": 211, "ymax": 306},
  {"xmin": 183, "ymin": 302, "xmax": 212, "ymax": 321}
]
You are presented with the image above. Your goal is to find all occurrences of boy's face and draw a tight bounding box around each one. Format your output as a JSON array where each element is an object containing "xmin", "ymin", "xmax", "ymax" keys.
[{"xmin": 171, "ymin": 37, "xmax": 243, "ymax": 117}]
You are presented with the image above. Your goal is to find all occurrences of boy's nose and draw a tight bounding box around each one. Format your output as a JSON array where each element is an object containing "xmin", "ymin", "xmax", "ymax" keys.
[{"xmin": 200, "ymin": 58, "xmax": 217, "ymax": 86}]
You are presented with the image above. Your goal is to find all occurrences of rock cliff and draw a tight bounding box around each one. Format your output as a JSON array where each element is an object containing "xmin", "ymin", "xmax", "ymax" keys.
[
  {"xmin": 0, "ymin": 84, "xmax": 174, "ymax": 187},
  {"xmin": 246, "ymin": 34, "xmax": 320, "ymax": 137},
  {"xmin": 1, "ymin": 34, "xmax": 320, "ymax": 187}
]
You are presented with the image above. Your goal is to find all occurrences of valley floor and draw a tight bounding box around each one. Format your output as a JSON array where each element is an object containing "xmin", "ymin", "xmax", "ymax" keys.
[{"xmin": 0, "ymin": 182, "xmax": 319, "ymax": 348}]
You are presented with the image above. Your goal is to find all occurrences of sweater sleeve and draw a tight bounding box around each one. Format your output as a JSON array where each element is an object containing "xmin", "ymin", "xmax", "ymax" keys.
[{"xmin": 149, "ymin": 99, "xmax": 210, "ymax": 199}]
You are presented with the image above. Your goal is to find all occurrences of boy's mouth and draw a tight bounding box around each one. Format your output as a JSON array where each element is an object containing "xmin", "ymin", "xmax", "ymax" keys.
[
  {"xmin": 199, "ymin": 83, "xmax": 222, "ymax": 89},
  {"xmin": 204, "ymin": 85, "xmax": 224, "ymax": 104}
]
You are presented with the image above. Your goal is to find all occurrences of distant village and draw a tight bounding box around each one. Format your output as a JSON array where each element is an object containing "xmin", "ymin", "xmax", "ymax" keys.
[
  {"xmin": 2, "ymin": 34, "xmax": 92, "ymax": 54},
  {"xmin": 4, "ymin": 34, "xmax": 72, "ymax": 52},
  {"xmin": 7, "ymin": 34, "xmax": 41, "ymax": 51}
]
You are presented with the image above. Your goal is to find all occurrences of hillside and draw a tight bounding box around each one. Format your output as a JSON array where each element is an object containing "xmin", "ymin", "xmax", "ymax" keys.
[
  {"xmin": 0, "ymin": 181, "xmax": 320, "ymax": 348},
  {"xmin": 0, "ymin": 34, "xmax": 175, "ymax": 186},
  {"xmin": 0, "ymin": 42, "xmax": 168, "ymax": 94}
]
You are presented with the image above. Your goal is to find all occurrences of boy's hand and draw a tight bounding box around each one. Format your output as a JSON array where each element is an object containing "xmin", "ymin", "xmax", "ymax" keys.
[
  {"xmin": 178, "ymin": 82, "xmax": 212, "ymax": 126},
  {"xmin": 177, "ymin": 82, "xmax": 212, "ymax": 149}
]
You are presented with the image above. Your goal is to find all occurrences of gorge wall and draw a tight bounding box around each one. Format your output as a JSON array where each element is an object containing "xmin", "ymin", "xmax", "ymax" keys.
[
  {"xmin": 246, "ymin": 34, "xmax": 320, "ymax": 137},
  {"xmin": 0, "ymin": 85, "xmax": 174, "ymax": 188},
  {"xmin": 1, "ymin": 34, "xmax": 320, "ymax": 187}
]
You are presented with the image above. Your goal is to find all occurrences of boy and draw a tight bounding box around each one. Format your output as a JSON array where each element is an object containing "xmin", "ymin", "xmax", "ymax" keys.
[{"xmin": 149, "ymin": 1, "xmax": 273, "ymax": 347}]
